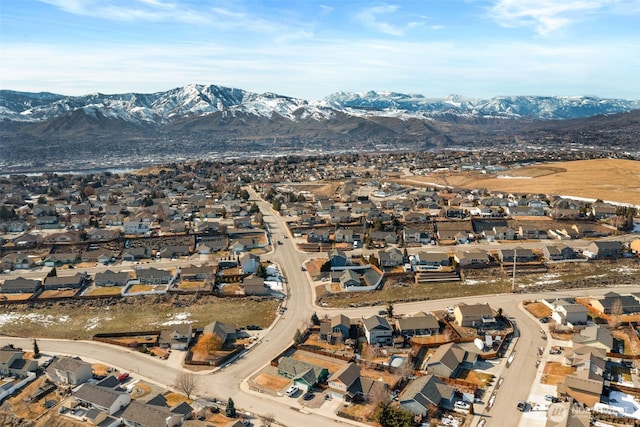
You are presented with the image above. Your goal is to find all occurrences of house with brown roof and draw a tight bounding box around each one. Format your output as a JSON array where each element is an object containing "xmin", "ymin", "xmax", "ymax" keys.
[
  {"xmin": 242, "ymin": 274, "xmax": 268, "ymax": 296},
  {"xmin": 43, "ymin": 272, "xmax": 87, "ymax": 290},
  {"xmin": 159, "ymin": 323, "xmax": 193, "ymax": 350},
  {"xmin": 399, "ymin": 374, "xmax": 456, "ymax": 416},
  {"xmin": 94, "ymin": 270, "xmax": 130, "ymax": 287},
  {"xmin": 120, "ymin": 399, "xmax": 184, "ymax": 427}
]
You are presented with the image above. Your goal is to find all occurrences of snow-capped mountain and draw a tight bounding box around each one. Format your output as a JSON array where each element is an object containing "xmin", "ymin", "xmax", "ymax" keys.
[
  {"xmin": 1, "ymin": 84, "xmax": 638, "ymax": 125},
  {"xmin": 324, "ymin": 91, "xmax": 640, "ymax": 120}
]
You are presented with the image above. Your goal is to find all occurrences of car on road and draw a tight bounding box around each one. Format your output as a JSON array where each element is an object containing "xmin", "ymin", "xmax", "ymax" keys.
[
  {"xmin": 544, "ymin": 395, "xmax": 554, "ymax": 401},
  {"xmin": 447, "ymin": 306, "xmax": 455, "ymax": 315},
  {"xmin": 539, "ymin": 317, "xmax": 550, "ymax": 323},
  {"xmin": 285, "ymin": 386, "xmax": 299, "ymax": 397},
  {"xmin": 378, "ymin": 310, "xmax": 387, "ymax": 316},
  {"xmin": 454, "ymin": 401, "xmax": 470, "ymax": 410},
  {"xmin": 517, "ymin": 400, "xmax": 527, "ymax": 412}
]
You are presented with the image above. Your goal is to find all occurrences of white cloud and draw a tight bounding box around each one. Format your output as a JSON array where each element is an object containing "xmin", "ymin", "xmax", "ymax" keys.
[
  {"xmin": 355, "ymin": 4, "xmax": 423, "ymax": 36},
  {"xmin": 2, "ymin": 38, "xmax": 637, "ymax": 99},
  {"xmin": 488, "ymin": 0, "xmax": 623, "ymax": 35}
]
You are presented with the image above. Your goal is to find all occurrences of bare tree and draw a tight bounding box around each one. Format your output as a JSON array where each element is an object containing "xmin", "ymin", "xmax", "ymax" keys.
[
  {"xmin": 609, "ymin": 298, "xmax": 623, "ymax": 329},
  {"xmin": 173, "ymin": 372, "xmax": 200, "ymax": 399},
  {"xmin": 262, "ymin": 413, "xmax": 276, "ymax": 427}
]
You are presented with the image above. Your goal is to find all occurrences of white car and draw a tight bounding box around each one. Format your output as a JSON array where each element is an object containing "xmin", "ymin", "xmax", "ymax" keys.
[
  {"xmin": 285, "ymin": 385, "xmax": 299, "ymax": 397},
  {"xmin": 454, "ymin": 401, "xmax": 470, "ymax": 410}
]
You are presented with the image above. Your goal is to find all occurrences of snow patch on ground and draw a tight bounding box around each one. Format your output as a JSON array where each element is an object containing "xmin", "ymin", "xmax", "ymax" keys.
[
  {"xmin": 86, "ymin": 316, "xmax": 113, "ymax": 331},
  {"xmin": 158, "ymin": 312, "xmax": 192, "ymax": 326},
  {"xmin": 0, "ymin": 312, "xmax": 70, "ymax": 327},
  {"xmin": 611, "ymin": 266, "xmax": 639, "ymax": 274}
]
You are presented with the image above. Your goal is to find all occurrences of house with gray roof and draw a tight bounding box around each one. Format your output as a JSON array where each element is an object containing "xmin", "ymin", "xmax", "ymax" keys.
[
  {"xmin": 43, "ymin": 272, "xmax": 86, "ymax": 290},
  {"xmin": 46, "ymin": 356, "xmax": 93, "ymax": 385},
  {"xmin": 396, "ymin": 312, "xmax": 439, "ymax": 337},
  {"xmin": 0, "ymin": 344, "xmax": 38, "ymax": 376},
  {"xmin": 425, "ymin": 342, "xmax": 477, "ymax": 378},
  {"xmin": 571, "ymin": 325, "xmax": 613, "ymax": 353},
  {"xmin": 327, "ymin": 362, "xmax": 386, "ymax": 402},
  {"xmin": 73, "ymin": 383, "xmax": 131, "ymax": 415},
  {"xmin": 202, "ymin": 321, "xmax": 236, "ymax": 346},
  {"xmin": 94, "ymin": 270, "xmax": 130, "ymax": 287},
  {"xmin": 591, "ymin": 292, "xmax": 640, "ymax": 315},
  {"xmin": 583, "ymin": 241, "xmax": 623, "ymax": 259},
  {"xmin": 454, "ymin": 303, "xmax": 495, "ymax": 328},
  {"xmin": 277, "ymin": 356, "xmax": 329, "ymax": 391},
  {"xmin": 136, "ymin": 267, "xmax": 173, "ymax": 285},
  {"xmin": 0, "ymin": 277, "xmax": 41, "ymax": 294},
  {"xmin": 120, "ymin": 399, "xmax": 184, "ymax": 427},
  {"xmin": 399, "ymin": 374, "xmax": 455, "ymax": 416},
  {"xmin": 362, "ymin": 315, "xmax": 393, "ymax": 345}
]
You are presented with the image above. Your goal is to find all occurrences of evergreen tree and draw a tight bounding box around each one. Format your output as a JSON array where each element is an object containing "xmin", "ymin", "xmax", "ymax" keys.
[
  {"xmin": 386, "ymin": 303, "xmax": 394, "ymax": 318},
  {"xmin": 226, "ymin": 398, "xmax": 236, "ymax": 418},
  {"xmin": 311, "ymin": 312, "xmax": 320, "ymax": 326},
  {"xmin": 33, "ymin": 339, "xmax": 40, "ymax": 358}
]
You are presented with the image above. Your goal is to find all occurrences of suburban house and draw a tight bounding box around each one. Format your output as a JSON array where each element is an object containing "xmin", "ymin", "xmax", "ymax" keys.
[
  {"xmin": 46, "ymin": 356, "xmax": 93, "ymax": 385},
  {"xmin": 242, "ymin": 275, "xmax": 269, "ymax": 296},
  {"xmin": 328, "ymin": 249, "xmax": 349, "ymax": 269},
  {"xmin": 413, "ymin": 252, "xmax": 451, "ymax": 271},
  {"xmin": 43, "ymin": 273, "xmax": 87, "ymax": 290},
  {"xmin": 571, "ymin": 325, "xmax": 613, "ymax": 353},
  {"xmin": 339, "ymin": 270, "xmax": 361, "ymax": 288},
  {"xmin": 0, "ymin": 345, "xmax": 38, "ymax": 376},
  {"xmin": 542, "ymin": 244, "xmax": 576, "ymax": 261},
  {"xmin": 136, "ymin": 268, "xmax": 173, "ymax": 285},
  {"xmin": 239, "ymin": 253, "xmax": 260, "ymax": 274},
  {"xmin": 546, "ymin": 299, "xmax": 588, "ymax": 327},
  {"xmin": 0, "ymin": 277, "xmax": 41, "ymax": 294},
  {"xmin": 497, "ymin": 247, "xmax": 538, "ymax": 263},
  {"xmin": 583, "ymin": 241, "xmax": 623, "ymax": 259},
  {"xmin": 327, "ymin": 362, "xmax": 386, "ymax": 402},
  {"xmin": 120, "ymin": 399, "xmax": 184, "ymax": 427},
  {"xmin": 180, "ymin": 265, "xmax": 214, "ymax": 281},
  {"xmin": 453, "ymin": 303, "xmax": 495, "ymax": 328},
  {"xmin": 319, "ymin": 314, "xmax": 352, "ymax": 342},
  {"xmin": 159, "ymin": 323, "xmax": 193, "ymax": 350},
  {"xmin": 453, "ymin": 250, "xmax": 491, "ymax": 268},
  {"xmin": 362, "ymin": 315, "xmax": 393, "ymax": 345},
  {"xmin": 202, "ymin": 321, "xmax": 237, "ymax": 347},
  {"xmin": 73, "ymin": 383, "xmax": 131, "ymax": 415},
  {"xmin": 590, "ymin": 292, "xmax": 640, "ymax": 315},
  {"xmin": 425, "ymin": 342, "xmax": 477, "ymax": 378},
  {"xmin": 94, "ymin": 270, "xmax": 130, "ymax": 287},
  {"xmin": 335, "ymin": 228, "xmax": 355, "ymax": 243},
  {"xmin": 277, "ymin": 356, "xmax": 329, "ymax": 391},
  {"xmin": 395, "ymin": 312, "xmax": 439, "ymax": 337},
  {"xmin": 123, "ymin": 220, "xmax": 151, "ymax": 235},
  {"xmin": 378, "ymin": 248, "xmax": 405, "ymax": 268},
  {"xmin": 399, "ymin": 374, "xmax": 456, "ymax": 416},
  {"xmin": 121, "ymin": 247, "xmax": 151, "ymax": 262},
  {"xmin": 558, "ymin": 348, "xmax": 606, "ymax": 408}
]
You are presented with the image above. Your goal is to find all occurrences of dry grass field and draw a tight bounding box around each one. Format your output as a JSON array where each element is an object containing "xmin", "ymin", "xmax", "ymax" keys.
[
  {"xmin": 292, "ymin": 351, "xmax": 346, "ymax": 373},
  {"xmin": 83, "ymin": 286, "xmax": 124, "ymax": 296},
  {"xmin": 254, "ymin": 373, "xmax": 291, "ymax": 392},
  {"xmin": 404, "ymin": 159, "xmax": 640, "ymax": 205},
  {"xmin": 523, "ymin": 302, "xmax": 553, "ymax": 319},
  {"xmin": 541, "ymin": 362, "xmax": 574, "ymax": 385},
  {"xmin": 457, "ymin": 368, "xmax": 494, "ymax": 388},
  {"xmin": 0, "ymin": 296, "xmax": 279, "ymax": 339},
  {"xmin": 127, "ymin": 284, "xmax": 156, "ymax": 293},
  {"xmin": 37, "ymin": 289, "xmax": 79, "ymax": 299},
  {"xmin": 176, "ymin": 280, "xmax": 207, "ymax": 289},
  {"xmin": 0, "ymin": 293, "xmax": 33, "ymax": 301}
]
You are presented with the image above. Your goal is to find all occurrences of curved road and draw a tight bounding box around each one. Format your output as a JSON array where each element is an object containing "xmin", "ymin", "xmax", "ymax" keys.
[{"xmin": 2, "ymin": 187, "xmax": 638, "ymax": 426}]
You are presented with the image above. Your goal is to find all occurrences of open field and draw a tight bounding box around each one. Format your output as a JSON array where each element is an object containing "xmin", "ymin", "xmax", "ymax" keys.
[
  {"xmin": 523, "ymin": 302, "xmax": 552, "ymax": 318},
  {"xmin": 401, "ymin": 159, "xmax": 640, "ymax": 205},
  {"xmin": 541, "ymin": 362, "xmax": 574, "ymax": 385},
  {"xmin": 319, "ymin": 259, "xmax": 640, "ymax": 308},
  {"xmin": 0, "ymin": 296, "xmax": 279, "ymax": 339},
  {"xmin": 254, "ymin": 373, "xmax": 291, "ymax": 392}
]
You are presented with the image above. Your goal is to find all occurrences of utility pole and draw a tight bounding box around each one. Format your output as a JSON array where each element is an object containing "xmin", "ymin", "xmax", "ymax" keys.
[{"xmin": 511, "ymin": 248, "xmax": 517, "ymax": 293}]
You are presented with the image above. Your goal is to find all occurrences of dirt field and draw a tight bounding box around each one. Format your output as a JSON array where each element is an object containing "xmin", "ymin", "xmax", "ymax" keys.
[
  {"xmin": 402, "ymin": 159, "xmax": 640, "ymax": 205},
  {"xmin": 0, "ymin": 293, "xmax": 33, "ymax": 301},
  {"xmin": 127, "ymin": 284, "xmax": 156, "ymax": 293},
  {"xmin": 523, "ymin": 302, "xmax": 552, "ymax": 318},
  {"xmin": 176, "ymin": 280, "xmax": 207, "ymax": 289},
  {"xmin": 254, "ymin": 373, "xmax": 291, "ymax": 392},
  {"xmin": 541, "ymin": 362, "xmax": 574, "ymax": 385},
  {"xmin": 37, "ymin": 289, "xmax": 79, "ymax": 299},
  {"xmin": 457, "ymin": 369, "xmax": 494, "ymax": 388},
  {"xmin": 3, "ymin": 377, "xmax": 58, "ymax": 421}
]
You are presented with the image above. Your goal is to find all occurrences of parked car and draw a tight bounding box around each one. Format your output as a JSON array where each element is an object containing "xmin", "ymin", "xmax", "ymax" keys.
[
  {"xmin": 447, "ymin": 306, "xmax": 455, "ymax": 315},
  {"xmin": 517, "ymin": 400, "xmax": 527, "ymax": 412},
  {"xmin": 539, "ymin": 317, "xmax": 550, "ymax": 323},
  {"xmin": 378, "ymin": 310, "xmax": 388, "ymax": 316},
  {"xmin": 303, "ymin": 392, "xmax": 314, "ymax": 401},
  {"xmin": 117, "ymin": 372, "xmax": 130, "ymax": 382},
  {"xmin": 285, "ymin": 386, "xmax": 299, "ymax": 397},
  {"xmin": 544, "ymin": 395, "xmax": 554, "ymax": 401},
  {"xmin": 454, "ymin": 401, "xmax": 470, "ymax": 410}
]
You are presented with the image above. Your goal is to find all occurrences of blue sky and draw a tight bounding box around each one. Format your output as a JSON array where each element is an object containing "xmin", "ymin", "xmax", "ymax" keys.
[{"xmin": 1, "ymin": 0, "xmax": 639, "ymax": 99}]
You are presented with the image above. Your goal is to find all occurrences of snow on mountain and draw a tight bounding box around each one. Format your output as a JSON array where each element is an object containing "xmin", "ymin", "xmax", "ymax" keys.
[{"xmin": 1, "ymin": 85, "xmax": 638, "ymax": 125}]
